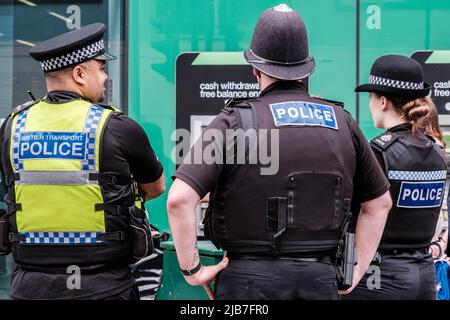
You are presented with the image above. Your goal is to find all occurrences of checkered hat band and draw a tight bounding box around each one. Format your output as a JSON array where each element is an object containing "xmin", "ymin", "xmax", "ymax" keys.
[
  {"xmin": 388, "ymin": 170, "xmax": 447, "ymax": 181},
  {"xmin": 22, "ymin": 232, "xmax": 104, "ymax": 244},
  {"xmin": 369, "ymin": 75, "xmax": 424, "ymax": 90},
  {"xmin": 40, "ymin": 39, "xmax": 105, "ymax": 72}
]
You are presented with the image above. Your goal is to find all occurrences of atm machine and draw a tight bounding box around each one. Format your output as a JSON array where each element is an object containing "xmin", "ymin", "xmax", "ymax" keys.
[{"xmin": 190, "ymin": 115, "xmax": 216, "ymax": 237}]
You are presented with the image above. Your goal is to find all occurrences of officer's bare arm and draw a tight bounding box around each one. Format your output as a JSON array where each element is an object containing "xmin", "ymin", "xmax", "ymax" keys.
[
  {"xmin": 349, "ymin": 190, "xmax": 392, "ymax": 291},
  {"xmin": 167, "ymin": 178, "xmax": 201, "ymax": 270},
  {"xmin": 167, "ymin": 179, "xmax": 228, "ymax": 288},
  {"xmin": 139, "ymin": 174, "xmax": 166, "ymax": 201}
]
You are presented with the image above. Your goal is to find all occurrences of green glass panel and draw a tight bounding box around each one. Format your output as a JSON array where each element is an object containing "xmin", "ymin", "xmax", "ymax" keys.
[{"xmin": 359, "ymin": 0, "xmax": 450, "ymax": 139}]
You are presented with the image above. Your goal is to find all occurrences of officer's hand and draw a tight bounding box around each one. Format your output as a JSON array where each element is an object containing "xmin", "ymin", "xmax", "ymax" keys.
[
  {"xmin": 338, "ymin": 264, "xmax": 364, "ymax": 295},
  {"xmin": 430, "ymin": 242, "xmax": 443, "ymax": 259},
  {"xmin": 183, "ymin": 257, "xmax": 229, "ymax": 300}
]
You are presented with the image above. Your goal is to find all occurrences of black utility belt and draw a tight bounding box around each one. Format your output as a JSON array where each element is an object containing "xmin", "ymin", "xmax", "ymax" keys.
[
  {"xmin": 227, "ymin": 253, "xmax": 333, "ymax": 263},
  {"xmin": 378, "ymin": 248, "xmax": 428, "ymax": 255},
  {"xmin": 372, "ymin": 248, "xmax": 429, "ymax": 264}
]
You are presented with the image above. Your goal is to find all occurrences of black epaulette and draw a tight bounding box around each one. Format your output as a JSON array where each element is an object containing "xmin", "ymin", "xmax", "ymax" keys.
[
  {"xmin": 316, "ymin": 97, "xmax": 345, "ymax": 108},
  {"xmin": 223, "ymin": 98, "xmax": 254, "ymax": 109},
  {"xmin": 12, "ymin": 100, "xmax": 39, "ymax": 116},
  {"xmin": 95, "ymin": 103, "xmax": 122, "ymax": 114},
  {"xmin": 370, "ymin": 131, "xmax": 400, "ymax": 152},
  {"xmin": 315, "ymin": 97, "xmax": 353, "ymax": 116}
]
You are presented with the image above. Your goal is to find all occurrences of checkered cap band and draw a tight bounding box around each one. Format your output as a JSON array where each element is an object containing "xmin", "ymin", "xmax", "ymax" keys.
[
  {"xmin": 388, "ymin": 170, "xmax": 447, "ymax": 181},
  {"xmin": 22, "ymin": 231, "xmax": 104, "ymax": 244},
  {"xmin": 369, "ymin": 75, "xmax": 424, "ymax": 90},
  {"xmin": 40, "ymin": 39, "xmax": 105, "ymax": 72}
]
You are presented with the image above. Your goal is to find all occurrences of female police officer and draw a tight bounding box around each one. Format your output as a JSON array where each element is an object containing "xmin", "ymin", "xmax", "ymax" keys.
[{"xmin": 343, "ymin": 55, "xmax": 448, "ymax": 300}]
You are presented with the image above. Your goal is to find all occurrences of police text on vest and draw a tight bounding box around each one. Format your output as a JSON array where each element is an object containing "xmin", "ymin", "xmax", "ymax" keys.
[
  {"xmin": 270, "ymin": 101, "xmax": 339, "ymax": 130},
  {"xmin": 18, "ymin": 132, "xmax": 87, "ymax": 160},
  {"xmin": 397, "ymin": 181, "xmax": 445, "ymax": 208}
]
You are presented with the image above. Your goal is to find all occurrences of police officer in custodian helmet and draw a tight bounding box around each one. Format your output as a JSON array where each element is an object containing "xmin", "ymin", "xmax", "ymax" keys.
[
  {"xmin": 0, "ymin": 23, "xmax": 166, "ymax": 300},
  {"xmin": 343, "ymin": 55, "xmax": 448, "ymax": 300},
  {"xmin": 167, "ymin": 4, "xmax": 392, "ymax": 300}
]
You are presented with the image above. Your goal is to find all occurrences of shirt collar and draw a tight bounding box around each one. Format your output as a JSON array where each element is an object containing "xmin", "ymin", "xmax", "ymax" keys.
[
  {"xmin": 44, "ymin": 91, "xmax": 89, "ymax": 104},
  {"xmin": 387, "ymin": 123, "xmax": 413, "ymax": 133},
  {"xmin": 259, "ymin": 81, "xmax": 309, "ymax": 98}
]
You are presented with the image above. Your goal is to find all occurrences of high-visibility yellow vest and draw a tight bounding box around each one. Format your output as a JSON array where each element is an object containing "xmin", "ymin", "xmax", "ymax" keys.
[{"xmin": 3, "ymin": 99, "xmax": 133, "ymax": 269}]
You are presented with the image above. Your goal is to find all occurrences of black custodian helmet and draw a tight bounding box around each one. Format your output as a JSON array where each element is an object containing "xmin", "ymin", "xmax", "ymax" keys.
[{"xmin": 244, "ymin": 4, "xmax": 315, "ymax": 81}]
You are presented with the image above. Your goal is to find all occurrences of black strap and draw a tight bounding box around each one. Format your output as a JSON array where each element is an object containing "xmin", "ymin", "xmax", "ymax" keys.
[
  {"xmin": 89, "ymin": 173, "xmax": 132, "ymax": 185},
  {"xmin": 97, "ymin": 231, "xmax": 126, "ymax": 242},
  {"xmin": 5, "ymin": 173, "xmax": 20, "ymax": 186},
  {"xmin": 234, "ymin": 107, "xmax": 255, "ymax": 132},
  {"xmin": 6, "ymin": 203, "xmax": 22, "ymax": 215},
  {"xmin": 95, "ymin": 203, "xmax": 130, "ymax": 215},
  {"xmin": 272, "ymin": 198, "xmax": 287, "ymax": 256},
  {"xmin": 378, "ymin": 248, "xmax": 428, "ymax": 255},
  {"xmin": 180, "ymin": 261, "xmax": 202, "ymax": 276},
  {"xmin": 9, "ymin": 233, "xmax": 25, "ymax": 243},
  {"xmin": 370, "ymin": 132, "xmax": 401, "ymax": 152},
  {"xmin": 222, "ymin": 239, "xmax": 340, "ymax": 255},
  {"xmin": 233, "ymin": 105, "xmax": 256, "ymax": 164},
  {"xmin": 12, "ymin": 100, "xmax": 39, "ymax": 116},
  {"xmin": 227, "ymin": 253, "xmax": 333, "ymax": 262}
]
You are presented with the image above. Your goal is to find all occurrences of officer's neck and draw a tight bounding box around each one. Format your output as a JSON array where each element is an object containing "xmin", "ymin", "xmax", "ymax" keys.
[
  {"xmin": 258, "ymin": 74, "xmax": 280, "ymax": 92},
  {"xmin": 383, "ymin": 113, "xmax": 409, "ymax": 130},
  {"xmin": 46, "ymin": 79, "xmax": 85, "ymax": 99}
]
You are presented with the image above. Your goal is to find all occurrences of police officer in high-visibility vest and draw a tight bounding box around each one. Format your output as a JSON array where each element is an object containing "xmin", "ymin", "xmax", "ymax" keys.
[
  {"xmin": 343, "ymin": 55, "xmax": 448, "ymax": 300},
  {"xmin": 167, "ymin": 5, "xmax": 392, "ymax": 300},
  {"xmin": 0, "ymin": 23, "xmax": 165, "ymax": 300}
]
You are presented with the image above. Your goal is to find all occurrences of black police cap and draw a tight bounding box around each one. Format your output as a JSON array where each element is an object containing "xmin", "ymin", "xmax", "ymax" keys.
[
  {"xmin": 355, "ymin": 55, "xmax": 431, "ymax": 99},
  {"xmin": 29, "ymin": 23, "xmax": 116, "ymax": 73}
]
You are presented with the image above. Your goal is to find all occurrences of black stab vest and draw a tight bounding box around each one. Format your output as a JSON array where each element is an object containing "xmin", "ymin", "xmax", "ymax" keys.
[
  {"xmin": 371, "ymin": 127, "xmax": 448, "ymax": 250},
  {"xmin": 204, "ymin": 84, "xmax": 357, "ymax": 256}
]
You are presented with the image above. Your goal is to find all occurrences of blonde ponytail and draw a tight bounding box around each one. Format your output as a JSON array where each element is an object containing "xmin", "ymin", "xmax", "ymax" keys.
[
  {"xmin": 402, "ymin": 97, "xmax": 431, "ymax": 131},
  {"xmin": 384, "ymin": 95, "xmax": 432, "ymax": 132}
]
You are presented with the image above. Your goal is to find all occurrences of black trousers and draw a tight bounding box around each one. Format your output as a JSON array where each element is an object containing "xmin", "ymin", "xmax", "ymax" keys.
[
  {"xmin": 104, "ymin": 284, "xmax": 141, "ymax": 300},
  {"xmin": 214, "ymin": 258, "xmax": 338, "ymax": 300},
  {"xmin": 342, "ymin": 251, "xmax": 436, "ymax": 300}
]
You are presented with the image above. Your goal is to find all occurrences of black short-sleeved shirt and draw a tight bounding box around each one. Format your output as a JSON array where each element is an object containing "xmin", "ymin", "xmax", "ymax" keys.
[
  {"xmin": 7, "ymin": 91, "xmax": 163, "ymax": 300},
  {"xmin": 173, "ymin": 83, "xmax": 389, "ymax": 209}
]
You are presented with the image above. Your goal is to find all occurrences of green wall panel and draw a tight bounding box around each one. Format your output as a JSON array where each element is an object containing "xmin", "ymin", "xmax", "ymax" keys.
[{"xmin": 359, "ymin": 0, "xmax": 450, "ymax": 139}]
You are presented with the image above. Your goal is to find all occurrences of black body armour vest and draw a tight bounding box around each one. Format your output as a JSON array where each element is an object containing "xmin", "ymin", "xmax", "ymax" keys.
[
  {"xmin": 371, "ymin": 126, "xmax": 448, "ymax": 250},
  {"xmin": 204, "ymin": 83, "xmax": 357, "ymax": 256}
]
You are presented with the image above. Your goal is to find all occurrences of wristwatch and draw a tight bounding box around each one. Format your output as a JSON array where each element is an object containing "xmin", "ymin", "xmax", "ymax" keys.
[{"xmin": 180, "ymin": 261, "xmax": 202, "ymax": 276}]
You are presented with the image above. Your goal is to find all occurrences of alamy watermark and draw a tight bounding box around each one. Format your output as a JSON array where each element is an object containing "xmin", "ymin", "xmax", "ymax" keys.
[
  {"xmin": 66, "ymin": 265, "xmax": 81, "ymax": 290},
  {"xmin": 366, "ymin": 265, "xmax": 381, "ymax": 290},
  {"xmin": 172, "ymin": 128, "xmax": 280, "ymax": 176}
]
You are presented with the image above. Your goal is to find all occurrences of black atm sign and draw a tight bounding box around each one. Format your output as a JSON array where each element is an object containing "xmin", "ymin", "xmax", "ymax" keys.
[{"xmin": 412, "ymin": 51, "xmax": 450, "ymax": 115}]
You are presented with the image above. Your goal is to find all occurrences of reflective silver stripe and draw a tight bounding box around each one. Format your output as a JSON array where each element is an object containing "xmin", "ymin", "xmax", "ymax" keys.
[
  {"xmin": 388, "ymin": 170, "xmax": 447, "ymax": 181},
  {"xmin": 15, "ymin": 171, "xmax": 98, "ymax": 186}
]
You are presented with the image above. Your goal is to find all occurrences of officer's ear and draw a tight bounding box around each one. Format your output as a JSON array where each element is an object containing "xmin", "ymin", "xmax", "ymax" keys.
[
  {"xmin": 72, "ymin": 64, "xmax": 89, "ymax": 86},
  {"xmin": 380, "ymin": 96, "xmax": 389, "ymax": 111},
  {"xmin": 253, "ymin": 68, "xmax": 261, "ymax": 80}
]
